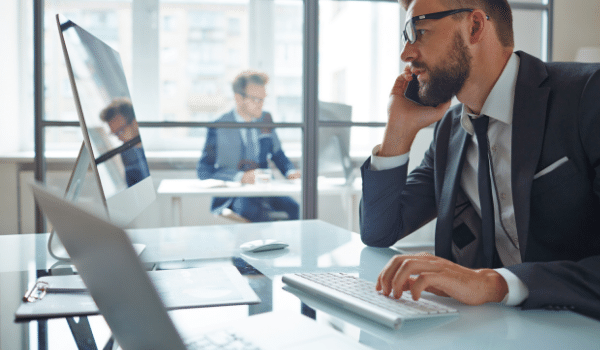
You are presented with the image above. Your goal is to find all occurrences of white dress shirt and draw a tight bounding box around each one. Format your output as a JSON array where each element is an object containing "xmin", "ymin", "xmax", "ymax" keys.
[
  {"xmin": 233, "ymin": 110, "xmax": 295, "ymax": 180},
  {"xmin": 369, "ymin": 53, "xmax": 529, "ymax": 306},
  {"xmin": 233, "ymin": 110, "xmax": 259, "ymax": 182}
]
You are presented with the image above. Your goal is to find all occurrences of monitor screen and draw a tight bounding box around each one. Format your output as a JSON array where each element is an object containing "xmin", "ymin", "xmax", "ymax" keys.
[
  {"xmin": 318, "ymin": 102, "xmax": 354, "ymax": 183},
  {"xmin": 57, "ymin": 14, "xmax": 155, "ymax": 224}
]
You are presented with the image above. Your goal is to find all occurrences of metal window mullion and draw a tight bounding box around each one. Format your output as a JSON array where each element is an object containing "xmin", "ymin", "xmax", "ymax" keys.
[
  {"xmin": 303, "ymin": 0, "xmax": 319, "ymax": 220},
  {"xmin": 317, "ymin": 121, "xmax": 386, "ymax": 128},
  {"xmin": 509, "ymin": 1, "xmax": 553, "ymax": 62},
  {"xmin": 41, "ymin": 120, "xmax": 301, "ymax": 129},
  {"xmin": 33, "ymin": 1, "xmax": 50, "ymax": 349},
  {"xmin": 34, "ymin": 0, "xmax": 45, "ymax": 235},
  {"xmin": 44, "ymin": 120, "xmax": 387, "ymax": 129},
  {"xmin": 546, "ymin": 0, "xmax": 553, "ymax": 62},
  {"xmin": 138, "ymin": 121, "xmax": 304, "ymax": 129}
]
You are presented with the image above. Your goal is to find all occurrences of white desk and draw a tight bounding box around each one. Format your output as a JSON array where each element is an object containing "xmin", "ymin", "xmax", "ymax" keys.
[
  {"xmin": 3, "ymin": 220, "xmax": 599, "ymax": 349},
  {"xmin": 157, "ymin": 177, "xmax": 362, "ymax": 227}
]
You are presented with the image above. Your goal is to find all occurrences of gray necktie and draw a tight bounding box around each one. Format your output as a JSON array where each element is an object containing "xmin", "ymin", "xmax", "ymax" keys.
[{"xmin": 244, "ymin": 128, "xmax": 257, "ymax": 161}]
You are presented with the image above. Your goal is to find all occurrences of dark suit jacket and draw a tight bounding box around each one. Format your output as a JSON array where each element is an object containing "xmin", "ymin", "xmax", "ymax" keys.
[
  {"xmin": 359, "ymin": 51, "xmax": 600, "ymax": 320},
  {"xmin": 196, "ymin": 110, "xmax": 296, "ymax": 214}
]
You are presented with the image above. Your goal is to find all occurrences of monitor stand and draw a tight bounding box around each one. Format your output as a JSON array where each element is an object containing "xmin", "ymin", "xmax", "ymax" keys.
[{"xmin": 47, "ymin": 142, "xmax": 145, "ymax": 261}]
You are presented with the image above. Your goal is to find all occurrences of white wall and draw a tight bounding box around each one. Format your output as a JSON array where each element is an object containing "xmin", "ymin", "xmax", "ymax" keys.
[{"xmin": 553, "ymin": 0, "xmax": 600, "ymax": 61}]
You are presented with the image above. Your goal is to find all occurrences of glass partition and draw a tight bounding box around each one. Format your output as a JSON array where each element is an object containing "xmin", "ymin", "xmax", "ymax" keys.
[{"xmin": 29, "ymin": 0, "xmax": 554, "ymax": 231}]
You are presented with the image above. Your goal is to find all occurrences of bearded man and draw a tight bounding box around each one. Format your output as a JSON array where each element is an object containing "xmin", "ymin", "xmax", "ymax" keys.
[{"xmin": 360, "ymin": 0, "xmax": 600, "ymax": 320}]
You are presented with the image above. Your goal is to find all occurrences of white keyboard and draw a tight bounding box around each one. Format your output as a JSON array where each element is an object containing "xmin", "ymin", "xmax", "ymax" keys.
[
  {"xmin": 186, "ymin": 329, "xmax": 261, "ymax": 350},
  {"xmin": 282, "ymin": 272, "xmax": 458, "ymax": 329}
]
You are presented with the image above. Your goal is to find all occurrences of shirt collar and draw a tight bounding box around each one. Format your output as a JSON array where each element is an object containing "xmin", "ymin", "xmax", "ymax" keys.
[
  {"xmin": 461, "ymin": 52, "xmax": 520, "ymax": 135},
  {"xmin": 233, "ymin": 108, "xmax": 245, "ymax": 123},
  {"xmin": 233, "ymin": 108, "xmax": 263, "ymax": 124}
]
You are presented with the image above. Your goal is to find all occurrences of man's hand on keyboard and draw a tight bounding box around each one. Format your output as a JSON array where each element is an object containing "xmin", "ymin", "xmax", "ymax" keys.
[{"xmin": 375, "ymin": 253, "xmax": 508, "ymax": 306}]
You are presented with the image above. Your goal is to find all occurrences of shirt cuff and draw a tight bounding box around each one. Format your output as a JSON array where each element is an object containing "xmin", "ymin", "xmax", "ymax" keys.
[
  {"xmin": 369, "ymin": 144, "xmax": 410, "ymax": 171},
  {"xmin": 234, "ymin": 171, "xmax": 245, "ymax": 182},
  {"xmin": 495, "ymin": 268, "xmax": 529, "ymax": 306}
]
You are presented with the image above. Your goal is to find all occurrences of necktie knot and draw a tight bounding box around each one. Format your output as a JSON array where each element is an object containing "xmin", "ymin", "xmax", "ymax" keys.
[
  {"xmin": 470, "ymin": 115, "xmax": 490, "ymax": 162},
  {"xmin": 470, "ymin": 115, "xmax": 490, "ymax": 140}
]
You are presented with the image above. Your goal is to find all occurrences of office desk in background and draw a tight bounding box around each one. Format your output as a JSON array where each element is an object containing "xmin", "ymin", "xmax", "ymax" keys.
[
  {"xmin": 2, "ymin": 220, "xmax": 599, "ymax": 350},
  {"xmin": 157, "ymin": 177, "xmax": 362, "ymax": 227}
]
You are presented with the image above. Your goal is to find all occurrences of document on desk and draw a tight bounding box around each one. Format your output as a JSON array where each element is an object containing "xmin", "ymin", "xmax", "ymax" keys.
[
  {"xmin": 192, "ymin": 179, "xmax": 241, "ymax": 188},
  {"xmin": 15, "ymin": 265, "xmax": 260, "ymax": 320}
]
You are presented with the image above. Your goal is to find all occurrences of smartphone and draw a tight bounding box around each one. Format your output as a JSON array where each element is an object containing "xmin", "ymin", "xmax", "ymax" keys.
[{"xmin": 404, "ymin": 74, "xmax": 438, "ymax": 107}]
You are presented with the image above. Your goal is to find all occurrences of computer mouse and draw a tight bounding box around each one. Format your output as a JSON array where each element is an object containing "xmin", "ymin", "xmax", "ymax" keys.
[{"xmin": 239, "ymin": 239, "xmax": 289, "ymax": 253}]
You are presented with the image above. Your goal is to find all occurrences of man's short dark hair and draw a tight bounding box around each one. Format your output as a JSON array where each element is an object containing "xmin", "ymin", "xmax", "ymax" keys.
[
  {"xmin": 400, "ymin": 0, "xmax": 514, "ymax": 48},
  {"xmin": 232, "ymin": 71, "xmax": 269, "ymax": 96},
  {"xmin": 100, "ymin": 98, "xmax": 135, "ymax": 125}
]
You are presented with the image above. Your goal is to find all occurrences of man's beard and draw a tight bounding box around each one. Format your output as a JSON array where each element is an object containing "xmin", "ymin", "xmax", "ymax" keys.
[{"xmin": 415, "ymin": 31, "xmax": 472, "ymax": 107}]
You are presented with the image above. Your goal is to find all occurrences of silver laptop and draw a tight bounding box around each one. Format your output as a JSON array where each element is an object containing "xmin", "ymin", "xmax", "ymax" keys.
[{"xmin": 30, "ymin": 181, "xmax": 369, "ymax": 350}]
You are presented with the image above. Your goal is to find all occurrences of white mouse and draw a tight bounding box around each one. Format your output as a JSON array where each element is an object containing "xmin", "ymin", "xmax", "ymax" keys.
[{"xmin": 240, "ymin": 239, "xmax": 289, "ymax": 253}]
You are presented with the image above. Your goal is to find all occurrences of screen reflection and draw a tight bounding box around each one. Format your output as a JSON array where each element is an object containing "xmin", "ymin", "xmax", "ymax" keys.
[{"xmin": 59, "ymin": 17, "xmax": 150, "ymax": 198}]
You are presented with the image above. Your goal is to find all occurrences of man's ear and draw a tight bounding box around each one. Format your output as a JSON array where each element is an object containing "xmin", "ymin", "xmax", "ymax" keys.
[{"xmin": 468, "ymin": 10, "xmax": 487, "ymax": 44}]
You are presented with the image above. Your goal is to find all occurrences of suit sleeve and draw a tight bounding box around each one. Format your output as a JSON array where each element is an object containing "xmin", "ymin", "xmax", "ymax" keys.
[
  {"xmin": 269, "ymin": 131, "xmax": 296, "ymax": 176},
  {"xmin": 506, "ymin": 68, "xmax": 600, "ymax": 320},
  {"xmin": 196, "ymin": 127, "xmax": 241, "ymax": 181},
  {"xmin": 506, "ymin": 258, "xmax": 600, "ymax": 319},
  {"xmin": 359, "ymin": 125, "xmax": 440, "ymax": 248}
]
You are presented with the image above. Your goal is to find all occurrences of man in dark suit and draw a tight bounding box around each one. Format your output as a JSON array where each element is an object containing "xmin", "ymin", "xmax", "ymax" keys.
[
  {"xmin": 360, "ymin": 0, "xmax": 600, "ymax": 319},
  {"xmin": 197, "ymin": 71, "xmax": 300, "ymax": 222}
]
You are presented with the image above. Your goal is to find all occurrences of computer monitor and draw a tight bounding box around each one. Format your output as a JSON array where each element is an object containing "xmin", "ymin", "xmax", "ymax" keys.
[
  {"xmin": 318, "ymin": 102, "xmax": 354, "ymax": 184},
  {"xmin": 55, "ymin": 14, "xmax": 155, "ymax": 224}
]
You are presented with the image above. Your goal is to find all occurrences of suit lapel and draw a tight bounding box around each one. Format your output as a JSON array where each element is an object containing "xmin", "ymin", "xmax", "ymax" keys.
[
  {"xmin": 217, "ymin": 111, "xmax": 245, "ymax": 169},
  {"xmin": 511, "ymin": 51, "xmax": 550, "ymax": 261},
  {"xmin": 435, "ymin": 115, "xmax": 469, "ymax": 261}
]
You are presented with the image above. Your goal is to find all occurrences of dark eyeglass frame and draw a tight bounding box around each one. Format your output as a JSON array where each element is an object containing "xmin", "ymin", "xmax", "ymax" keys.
[
  {"xmin": 402, "ymin": 8, "xmax": 477, "ymax": 45},
  {"xmin": 241, "ymin": 93, "xmax": 266, "ymax": 104}
]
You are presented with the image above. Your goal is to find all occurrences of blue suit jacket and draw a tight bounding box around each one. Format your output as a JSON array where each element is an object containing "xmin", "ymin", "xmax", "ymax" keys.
[
  {"xmin": 360, "ymin": 51, "xmax": 600, "ymax": 319},
  {"xmin": 196, "ymin": 111, "xmax": 296, "ymax": 214}
]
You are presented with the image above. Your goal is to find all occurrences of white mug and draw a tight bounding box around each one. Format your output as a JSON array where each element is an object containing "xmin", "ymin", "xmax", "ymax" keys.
[{"xmin": 255, "ymin": 168, "xmax": 272, "ymax": 185}]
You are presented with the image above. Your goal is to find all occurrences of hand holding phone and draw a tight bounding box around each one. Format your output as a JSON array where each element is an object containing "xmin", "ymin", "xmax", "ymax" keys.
[
  {"xmin": 404, "ymin": 74, "xmax": 439, "ymax": 107},
  {"xmin": 380, "ymin": 73, "xmax": 449, "ymax": 157}
]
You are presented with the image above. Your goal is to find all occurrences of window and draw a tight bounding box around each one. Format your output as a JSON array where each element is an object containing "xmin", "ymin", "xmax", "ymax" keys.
[
  {"xmin": 25, "ymin": 0, "xmax": 553, "ymax": 230},
  {"xmin": 162, "ymin": 15, "xmax": 177, "ymax": 32},
  {"xmin": 228, "ymin": 17, "xmax": 241, "ymax": 36}
]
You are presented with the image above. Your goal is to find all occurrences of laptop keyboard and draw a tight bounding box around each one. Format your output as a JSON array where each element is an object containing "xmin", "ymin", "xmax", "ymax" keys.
[
  {"xmin": 186, "ymin": 329, "xmax": 261, "ymax": 350},
  {"xmin": 284, "ymin": 272, "xmax": 458, "ymax": 327}
]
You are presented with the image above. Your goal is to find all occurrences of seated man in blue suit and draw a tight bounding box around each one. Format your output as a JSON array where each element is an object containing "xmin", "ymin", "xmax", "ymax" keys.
[
  {"xmin": 360, "ymin": 0, "xmax": 600, "ymax": 320},
  {"xmin": 197, "ymin": 71, "xmax": 300, "ymax": 222}
]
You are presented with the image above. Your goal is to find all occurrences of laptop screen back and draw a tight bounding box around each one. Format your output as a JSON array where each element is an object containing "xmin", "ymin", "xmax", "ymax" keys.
[{"xmin": 30, "ymin": 182, "xmax": 186, "ymax": 350}]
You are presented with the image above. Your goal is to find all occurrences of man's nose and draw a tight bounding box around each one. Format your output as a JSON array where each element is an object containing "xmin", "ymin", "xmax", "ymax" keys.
[{"xmin": 400, "ymin": 42, "xmax": 418, "ymax": 63}]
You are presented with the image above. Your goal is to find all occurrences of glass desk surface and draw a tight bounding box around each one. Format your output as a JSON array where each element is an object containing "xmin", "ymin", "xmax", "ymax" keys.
[{"xmin": 2, "ymin": 220, "xmax": 599, "ymax": 350}]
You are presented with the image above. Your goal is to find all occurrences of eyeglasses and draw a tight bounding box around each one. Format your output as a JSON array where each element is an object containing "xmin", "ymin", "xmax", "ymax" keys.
[
  {"xmin": 402, "ymin": 8, "xmax": 475, "ymax": 45},
  {"xmin": 242, "ymin": 94, "xmax": 265, "ymax": 104},
  {"xmin": 112, "ymin": 124, "xmax": 130, "ymax": 137}
]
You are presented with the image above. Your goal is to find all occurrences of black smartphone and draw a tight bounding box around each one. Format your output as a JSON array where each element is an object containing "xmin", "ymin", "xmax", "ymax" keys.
[{"xmin": 404, "ymin": 74, "xmax": 438, "ymax": 107}]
